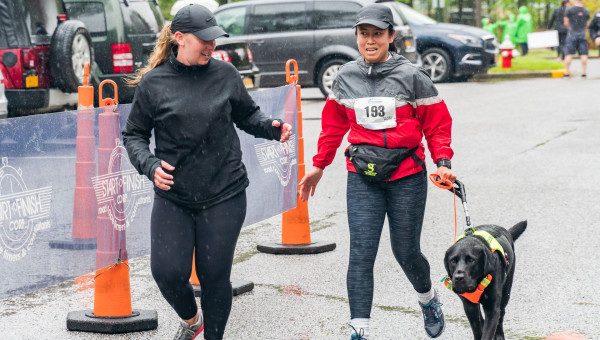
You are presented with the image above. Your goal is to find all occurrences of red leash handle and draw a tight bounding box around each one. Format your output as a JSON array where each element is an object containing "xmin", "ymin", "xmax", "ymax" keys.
[{"xmin": 428, "ymin": 174, "xmax": 458, "ymax": 242}]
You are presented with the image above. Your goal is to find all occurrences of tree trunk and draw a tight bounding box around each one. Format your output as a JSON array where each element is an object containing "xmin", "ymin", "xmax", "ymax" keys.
[
  {"xmin": 545, "ymin": 1, "xmax": 551, "ymax": 28},
  {"xmin": 427, "ymin": 0, "xmax": 433, "ymax": 18},
  {"xmin": 475, "ymin": 0, "xmax": 482, "ymax": 27}
]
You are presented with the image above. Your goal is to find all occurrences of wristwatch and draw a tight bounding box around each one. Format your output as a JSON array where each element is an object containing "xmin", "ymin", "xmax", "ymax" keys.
[{"xmin": 436, "ymin": 158, "xmax": 451, "ymax": 169}]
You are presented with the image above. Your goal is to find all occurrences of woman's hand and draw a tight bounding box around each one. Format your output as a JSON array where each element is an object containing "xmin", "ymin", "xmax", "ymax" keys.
[
  {"xmin": 298, "ymin": 167, "xmax": 323, "ymax": 201},
  {"xmin": 154, "ymin": 160, "xmax": 175, "ymax": 191},
  {"xmin": 272, "ymin": 120, "xmax": 293, "ymax": 143},
  {"xmin": 435, "ymin": 166, "xmax": 456, "ymax": 183}
]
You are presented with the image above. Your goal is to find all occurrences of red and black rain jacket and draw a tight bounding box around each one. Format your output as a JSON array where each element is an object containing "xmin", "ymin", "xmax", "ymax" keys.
[{"xmin": 312, "ymin": 53, "xmax": 453, "ymax": 181}]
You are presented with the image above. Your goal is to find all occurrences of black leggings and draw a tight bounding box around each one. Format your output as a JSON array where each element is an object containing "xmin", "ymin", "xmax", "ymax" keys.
[
  {"xmin": 150, "ymin": 191, "xmax": 246, "ymax": 340},
  {"xmin": 346, "ymin": 171, "xmax": 430, "ymax": 319}
]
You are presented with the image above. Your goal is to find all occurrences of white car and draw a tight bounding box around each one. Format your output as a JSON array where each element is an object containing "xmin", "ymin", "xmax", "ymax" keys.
[
  {"xmin": 0, "ymin": 72, "xmax": 7, "ymax": 119},
  {"xmin": 170, "ymin": 0, "xmax": 219, "ymax": 16}
]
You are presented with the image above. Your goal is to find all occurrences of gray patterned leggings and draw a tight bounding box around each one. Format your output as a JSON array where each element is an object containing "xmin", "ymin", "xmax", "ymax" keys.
[{"xmin": 346, "ymin": 171, "xmax": 431, "ymax": 319}]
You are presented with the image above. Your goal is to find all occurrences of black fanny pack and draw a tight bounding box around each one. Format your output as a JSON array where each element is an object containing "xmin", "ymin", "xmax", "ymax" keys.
[{"xmin": 345, "ymin": 144, "xmax": 421, "ymax": 182}]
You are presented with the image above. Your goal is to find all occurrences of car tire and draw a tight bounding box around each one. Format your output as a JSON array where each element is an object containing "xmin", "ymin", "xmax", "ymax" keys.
[
  {"xmin": 49, "ymin": 20, "xmax": 93, "ymax": 93},
  {"xmin": 317, "ymin": 58, "xmax": 348, "ymax": 97},
  {"xmin": 421, "ymin": 48, "xmax": 452, "ymax": 83}
]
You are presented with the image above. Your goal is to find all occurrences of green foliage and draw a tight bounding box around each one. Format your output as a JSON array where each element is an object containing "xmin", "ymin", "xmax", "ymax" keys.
[
  {"xmin": 158, "ymin": 0, "xmax": 242, "ymax": 20},
  {"xmin": 584, "ymin": 0, "xmax": 599, "ymax": 14},
  {"xmin": 412, "ymin": 0, "xmax": 599, "ymax": 31},
  {"xmin": 159, "ymin": 0, "xmax": 177, "ymax": 20}
]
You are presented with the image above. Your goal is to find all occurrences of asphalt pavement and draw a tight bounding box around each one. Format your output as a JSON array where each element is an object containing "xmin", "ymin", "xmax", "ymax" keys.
[{"xmin": 1, "ymin": 58, "xmax": 599, "ymax": 339}]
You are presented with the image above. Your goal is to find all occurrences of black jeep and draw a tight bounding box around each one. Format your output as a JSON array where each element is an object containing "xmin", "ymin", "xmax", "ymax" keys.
[{"xmin": 0, "ymin": 0, "xmax": 164, "ymax": 115}]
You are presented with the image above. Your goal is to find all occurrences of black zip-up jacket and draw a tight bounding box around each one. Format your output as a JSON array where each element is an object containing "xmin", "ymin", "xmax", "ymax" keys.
[
  {"xmin": 548, "ymin": 6, "xmax": 568, "ymax": 33},
  {"xmin": 123, "ymin": 48, "xmax": 282, "ymax": 209},
  {"xmin": 590, "ymin": 11, "xmax": 600, "ymax": 40}
]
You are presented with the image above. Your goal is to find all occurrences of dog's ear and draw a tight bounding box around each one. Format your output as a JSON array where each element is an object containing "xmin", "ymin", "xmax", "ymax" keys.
[
  {"xmin": 481, "ymin": 246, "xmax": 496, "ymax": 276},
  {"xmin": 444, "ymin": 245, "xmax": 455, "ymax": 275}
]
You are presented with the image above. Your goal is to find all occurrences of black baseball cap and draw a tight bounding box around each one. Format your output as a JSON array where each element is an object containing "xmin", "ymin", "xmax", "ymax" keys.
[
  {"xmin": 353, "ymin": 4, "xmax": 394, "ymax": 29},
  {"xmin": 171, "ymin": 4, "xmax": 229, "ymax": 41}
]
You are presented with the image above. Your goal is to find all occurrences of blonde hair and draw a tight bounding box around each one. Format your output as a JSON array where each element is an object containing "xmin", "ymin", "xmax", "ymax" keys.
[{"xmin": 126, "ymin": 23, "xmax": 176, "ymax": 86}]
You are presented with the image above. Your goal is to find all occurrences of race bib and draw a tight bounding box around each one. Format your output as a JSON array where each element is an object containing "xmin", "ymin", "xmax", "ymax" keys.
[{"xmin": 354, "ymin": 97, "xmax": 397, "ymax": 130}]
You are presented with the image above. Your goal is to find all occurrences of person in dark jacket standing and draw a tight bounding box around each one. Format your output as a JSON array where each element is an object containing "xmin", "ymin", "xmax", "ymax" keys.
[
  {"xmin": 590, "ymin": 10, "xmax": 600, "ymax": 56},
  {"xmin": 563, "ymin": 0, "xmax": 590, "ymax": 77},
  {"xmin": 548, "ymin": 0, "xmax": 570, "ymax": 60},
  {"xmin": 299, "ymin": 4, "xmax": 454, "ymax": 339},
  {"xmin": 122, "ymin": 5, "xmax": 291, "ymax": 340}
]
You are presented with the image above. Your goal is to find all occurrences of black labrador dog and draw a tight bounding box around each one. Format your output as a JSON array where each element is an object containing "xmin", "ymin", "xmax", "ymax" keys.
[{"xmin": 444, "ymin": 221, "xmax": 527, "ymax": 340}]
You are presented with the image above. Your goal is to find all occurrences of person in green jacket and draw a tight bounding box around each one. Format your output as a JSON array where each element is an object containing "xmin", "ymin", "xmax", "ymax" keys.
[
  {"xmin": 482, "ymin": 17, "xmax": 496, "ymax": 35},
  {"xmin": 506, "ymin": 13, "xmax": 518, "ymax": 45},
  {"xmin": 495, "ymin": 17, "xmax": 508, "ymax": 42},
  {"xmin": 515, "ymin": 6, "xmax": 533, "ymax": 55}
]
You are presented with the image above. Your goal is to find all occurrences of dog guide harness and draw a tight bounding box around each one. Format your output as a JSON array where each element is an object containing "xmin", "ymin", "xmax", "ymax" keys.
[{"xmin": 442, "ymin": 228, "xmax": 509, "ymax": 304}]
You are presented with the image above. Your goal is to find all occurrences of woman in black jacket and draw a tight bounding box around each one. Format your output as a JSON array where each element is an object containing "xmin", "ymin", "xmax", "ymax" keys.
[{"xmin": 122, "ymin": 5, "xmax": 291, "ymax": 340}]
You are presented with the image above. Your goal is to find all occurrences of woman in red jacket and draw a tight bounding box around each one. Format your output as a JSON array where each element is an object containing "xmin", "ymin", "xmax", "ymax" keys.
[{"xmin": 299, "ymin": 4, "xmax": 455, "ymax": 339}]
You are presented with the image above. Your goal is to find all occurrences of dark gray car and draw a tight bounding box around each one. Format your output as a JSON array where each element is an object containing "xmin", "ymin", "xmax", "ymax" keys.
[{"xmin": 214, "ymin": 0, "xmax": 418, "ymax": 96}]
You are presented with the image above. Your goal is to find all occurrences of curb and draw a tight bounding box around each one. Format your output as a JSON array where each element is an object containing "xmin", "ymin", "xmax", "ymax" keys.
[
  {"xmin": 543, "ymin": 55, "xmax": 600, "ymax": 60},
  {"xmin": 472, "ymin": 69, "xmax": 565, "ymax": 81}
]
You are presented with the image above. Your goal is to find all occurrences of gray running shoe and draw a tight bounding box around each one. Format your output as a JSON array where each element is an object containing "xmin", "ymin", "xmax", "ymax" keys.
[
  {"xmin": 173, "ymin": 314, "xmax": 204, "ymax": 340},
  {"xmin": 418, "ymin": 289, "xmax": 445, "ymax": 338}
]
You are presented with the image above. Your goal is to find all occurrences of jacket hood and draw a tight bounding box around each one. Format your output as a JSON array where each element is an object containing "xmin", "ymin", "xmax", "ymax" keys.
[
  {"xmin": 355, "ymin": 52, "xmax": 411, "ymax": 78},
  {"xmin": 519, "ymin": 6, "xmax": 529, "ymax": 14}
]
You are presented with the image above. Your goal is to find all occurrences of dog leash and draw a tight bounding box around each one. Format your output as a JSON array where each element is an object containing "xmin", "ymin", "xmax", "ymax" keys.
[{"xmin": 428, "ymin": 174, "xmax": 471, "ymax": 242}]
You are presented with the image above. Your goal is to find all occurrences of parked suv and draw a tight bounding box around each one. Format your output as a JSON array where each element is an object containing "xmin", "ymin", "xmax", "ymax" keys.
[
  {"xmin": 0, "ymin": 0, "xmax": 163, "ymax": 115},
  {"xmin": 214, "ymin": 0, "xmax": 418, "ymax": 96},
  {"xmin": 393, "ymin": 2, "xmax": 497, "ymax": 82}
]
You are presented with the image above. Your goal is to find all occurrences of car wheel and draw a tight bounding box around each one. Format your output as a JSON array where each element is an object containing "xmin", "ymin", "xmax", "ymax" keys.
[
  {"xmin": 421, "ymin": 48, "xmax": 452, "ymax": 83},
  {"xmin": 49, "ymin": 20, "xmax": 93, "ymax": 93},
  {"xmin": 318, "ymin": 58, "xmax": 348, "ymax": 97}
]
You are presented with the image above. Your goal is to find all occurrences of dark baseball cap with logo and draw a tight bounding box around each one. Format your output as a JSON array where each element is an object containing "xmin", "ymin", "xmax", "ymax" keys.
[
  {"xmin": 353, "ymin": 4, "xmax": 395, "ymax": 29},
  {"xmin": 171, "ymin": 4, "xmax": 229, "ymax": 41}
]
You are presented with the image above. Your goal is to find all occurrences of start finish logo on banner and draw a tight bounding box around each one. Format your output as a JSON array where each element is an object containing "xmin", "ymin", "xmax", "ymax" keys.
[
  {"xmin": 255, "ymin": 134, "xmax": 297, "ymax": 187},
  {"xmin": 0, "ymin": 158, "xmax": 52, "ymax": 261},
  {"xmin": 92, "ymin": 140, "xmax": 152, "ymax": 231}
]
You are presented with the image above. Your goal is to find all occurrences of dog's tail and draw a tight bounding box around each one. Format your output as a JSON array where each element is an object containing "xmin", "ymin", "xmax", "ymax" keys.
[{"xmin": 509, "ymin": 220, "xmax": 527, "ymax": 241}]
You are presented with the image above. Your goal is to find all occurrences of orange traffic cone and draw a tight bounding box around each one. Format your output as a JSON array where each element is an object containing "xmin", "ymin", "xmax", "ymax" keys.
[
  {"xmin": 66, "ymin": 81, "xmax": 157, "ymax": 333},
  {"xmin": 256, "ymin": 59, "xmax": 336, "ymax": 255},
  {"xmin": 49, "ymin": 63, "xmax": 97, "ymax": 250},
  {"xmin": 190, "ymin": 251, "xmax": 201, "ymax": 292},
  {"xmin": 189, "ymin": 251, "xmax": 254, "ymax": 297}
]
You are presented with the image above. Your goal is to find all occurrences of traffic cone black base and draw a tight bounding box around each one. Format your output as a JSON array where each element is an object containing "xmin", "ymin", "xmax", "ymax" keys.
[
  {"xmin": 257, "ymin": 240, "xmax": 336, "ymax": 255},
  {"xmin": 231, "ymin": 279, "xmax": 254, "ymax": 296},
  {"xmin": 192, "ymin": 279, "xmax": 254, "ymax": 297},
  {"xmin": 66, "ymin": 309, "xmax": 158, "ymax": 333}
]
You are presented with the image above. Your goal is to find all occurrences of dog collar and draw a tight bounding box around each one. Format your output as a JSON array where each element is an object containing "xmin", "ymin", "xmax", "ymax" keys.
[
  {"xmin": 442, "ymin": 274, "xmax": 493, "ymax": 304},
  {"xmin": 456, "ymin": 228, "xmax": 509, "ymax": 266}
]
